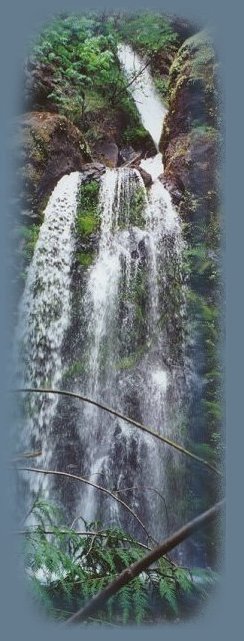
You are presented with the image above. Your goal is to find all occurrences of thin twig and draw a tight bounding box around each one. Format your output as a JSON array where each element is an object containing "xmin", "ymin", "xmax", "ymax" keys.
[
  {"xmin": 63, "ymin": 498, "xmax": 225, "ymax": 624},
  {"xmin": 14, "ymin": 529, "xmax": 151, "ymax": 551},
  {"xmin": 113, "ymin": 58, "xmax": 151, "ymax": 102},
  {"xmin": 114, "ymin": 485, "xmax": 170, "ymax": 534},
  {"xmin": 12, "ymin": 388, "xmax": 221, "ymax": 475},
  {"xmin": 16, "ymin": 466, "xmax": 155, "ymax": 544}
]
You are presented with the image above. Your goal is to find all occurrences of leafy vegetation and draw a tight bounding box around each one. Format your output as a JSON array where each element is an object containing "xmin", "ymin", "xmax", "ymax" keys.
[
  {"xmin": 115, "ymin": 12, "xmax": 178, "ymax": 58},
  {"xmin": 23, "ymin": 498, "xmax": 218, "ymax": 624},
  {"xmin": 29, "ymin": 13, "xmax": 163, "ymax": 139},
  {"xmin": 17, "ymin": 224, "xmax": 40, "ymax": 263},
  {"xmin": 76, "ymin": 180, "xmax": 100, "ymax": 237}
]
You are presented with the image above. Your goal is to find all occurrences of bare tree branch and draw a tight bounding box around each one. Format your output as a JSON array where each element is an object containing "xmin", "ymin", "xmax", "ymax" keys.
[
  {"xmin": 114, "ymin": 485, "xmax": 170, "ymax": 534},
  {"xmin": 16, "ymin": 466, "xmax": 155, "ymax": 544},
  {"xmin": 13, "ymin": 388, "xmax": 221, "ymax": 475},
  {"xmin": 63, "ymin": 499, "xmax": 225, "ymax": 625},
  {"xmin": 112, "ymin": 58, "xmax": 151, "ymax": 102},
  {"xmin": 15, "ymin": 529, "xmax": 151, "ymax": 550}
]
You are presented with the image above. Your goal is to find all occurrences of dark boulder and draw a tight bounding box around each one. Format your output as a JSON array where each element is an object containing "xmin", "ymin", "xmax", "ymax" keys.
[
  {"xmin": 92, "ymin": 140, "xmax": 119, "ymax": 168},
  {"xmin": 138, "ymin": 167, "xmax": 153, "ymax": 188}
]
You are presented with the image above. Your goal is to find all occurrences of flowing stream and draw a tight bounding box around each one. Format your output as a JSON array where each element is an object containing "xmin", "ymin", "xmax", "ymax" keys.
[{"xmin": 16, "ymin": 44, "xmax": 197, "ymax": 560}]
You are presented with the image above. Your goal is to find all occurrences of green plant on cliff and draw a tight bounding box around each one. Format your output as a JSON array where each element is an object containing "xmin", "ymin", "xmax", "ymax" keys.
[
  {"xmin": 23, "ymin": 497, "xmax": 217, "ymax": 624},
  {"xmin": 18, "ymin": 224, "xmax": 40, "ymax": 263},
  {"xmin": 116, "ymin": 12, "xmax": 177, "ymax": 56},
  {"xmin": 31, "ymin": 15, "xmax": 120, "ymax": 124}
]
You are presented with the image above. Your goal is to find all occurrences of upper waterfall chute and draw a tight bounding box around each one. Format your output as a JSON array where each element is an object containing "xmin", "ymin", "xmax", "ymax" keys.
[{"xmin": 117, "ymin": 43, "xmax": 167, "ymax": 151}]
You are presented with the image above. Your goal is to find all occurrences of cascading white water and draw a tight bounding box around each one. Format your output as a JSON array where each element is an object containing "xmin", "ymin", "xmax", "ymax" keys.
[
  {"xmin": 71, "ymin": 173, "xmax": 187, "ymax": 542},
  {"xmin": 70, "ymin": 45, "xmax": 190, "ymax": 544},
  {"xmin": 17, "ymin": 45, "xmax": 193, "ymax": 556},
  {"xmin": 117, "ymin": 43, "xmax": 167, "ymax": 150},
  {"xmin": 15, "ymin": 171, "xmax": 81, "ymax": 496}
]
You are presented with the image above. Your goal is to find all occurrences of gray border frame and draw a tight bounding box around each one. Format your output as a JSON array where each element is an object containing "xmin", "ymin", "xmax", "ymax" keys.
[{"xmin": 0, "ymin": 0, "xmax": 238, "ymax": 638}]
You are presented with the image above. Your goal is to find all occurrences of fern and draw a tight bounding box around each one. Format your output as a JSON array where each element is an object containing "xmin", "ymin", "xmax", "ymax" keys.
[
  {"xmin": 131, "ymin": 577, "xmax": 148, "ymax": 624},
  {"xmin": 22, "ymin": 498, "xmax": 219, "ymax": 624},
  {"xmin": 118, "ymin": 585, "xmax": 132, "ymax": 624},
  {"xmin": 159, "ymin": 577, "xmax": 178, "ymax": 615},
  {"xmin": 175, "ymin": 568, "xmax": 194, "ymax": 594}
]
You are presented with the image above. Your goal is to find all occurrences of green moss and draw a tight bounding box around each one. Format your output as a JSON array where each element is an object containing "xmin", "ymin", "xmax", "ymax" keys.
[
  {"xmin": 63, "ymin": 360, "xmax": 87, "ymax": 381},
  {"xmin": 122, "ymin": 125, "xmax": 151, "ymax": 147},
  {"xmin": 76, "ymin": 250, "xmax": 95, "ymax": 267},
  {"xmin": 76, "ymin": 180, "xmax": 100, "ymax": 237},
  {"xmin": 116, "ymin": 345, "xmax": 145, "ymax": 370},
  {"xmin": 154, "ymin": 75, "xmax": 169, "ymax": 103},
  {"xmin": 130, "ymin": 186, "xmax": 146, "ymax": 227},
  {"xmin": 76, "ymin": 213, "xmax": 99, "ymax": 236}
]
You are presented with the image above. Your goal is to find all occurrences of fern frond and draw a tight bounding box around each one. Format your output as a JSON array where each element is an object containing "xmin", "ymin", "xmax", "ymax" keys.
[
  {"xmin": 175, "ymin": 568, "xmax": 194, "ymax": 593},
  {"xmin": 131, "ymin": 577, "xmax": 148, "ymax": 624},
  {"xmin": 159, "ymin": 578, "xmax": 178, "ymax": 615}
]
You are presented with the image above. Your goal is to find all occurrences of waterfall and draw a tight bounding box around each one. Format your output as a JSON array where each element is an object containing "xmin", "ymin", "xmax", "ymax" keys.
[
  {"xmin": 16, "ymin": 45, "xmax": 195, "ymax": 560},
  {"xmin": 117, "ymin": 43, "xmax": 167, "ymax": 150},
  {"xmin": 71, "ymin": 163, "xmax": 188, "ymax": 545},
  {"xmin": 15, "ymin": 171, "xmax": 81, "ymax": 497}
]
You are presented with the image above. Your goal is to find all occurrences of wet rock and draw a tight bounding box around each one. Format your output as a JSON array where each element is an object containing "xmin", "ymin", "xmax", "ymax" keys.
[
  {"xmin": 13, "ymin": 111, "xmax": 92, "ymax": 216},
  {"xmin": 118, "ymin": 146, "xmax": 137, "ymax": 165},
  {"xmin": 138, "ymin": 167, "xmax": 153, "ymax": 187},
  {"xmin": 160, "ymin": 174, "xmax": 185, "ymax": 206},
  {"xmin": 93, "ymin": 140, "xmax": 119, "ymax": 168},
  {"xmin": 80, "ymin": 162, "xmax": 106, "ymax": 183},
  {"xmin": 159, "ymin": 31, "xmax": 219, "ymax": 211}
]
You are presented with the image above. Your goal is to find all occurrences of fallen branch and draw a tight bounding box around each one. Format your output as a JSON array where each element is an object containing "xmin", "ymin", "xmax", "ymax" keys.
[
  {"xmin": 63, "ymin": 498, "xmax": 225, "ymax": 625},
  {"xmin": 13, "ymin": 388, "xmax": 221, "ymax": 475},
  {"xmin": 121, "ymin": 152, "xmax": 142, "ymax": 168},
  {"xmin": 17, "ymin": 466, "xmax": 155, "ymax": 544}
]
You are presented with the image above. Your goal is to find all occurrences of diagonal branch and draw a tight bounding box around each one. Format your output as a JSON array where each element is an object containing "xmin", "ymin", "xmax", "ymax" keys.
[
  {"xmin": 63, "ymin": 498, "xmax": 225, "ymax": 625},
  {"xmin": 16, "ymin": 466, "xmax": 155, "ymax": 544},
  {"xmin": 13, "ymin": 388, "xmax": 221, "ymax": 475}
]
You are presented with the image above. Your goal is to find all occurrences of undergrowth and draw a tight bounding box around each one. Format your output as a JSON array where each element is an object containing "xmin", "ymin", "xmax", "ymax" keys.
[{"xmin": 23, "ymin": 498, "xmax": 218, "ymax": 625}]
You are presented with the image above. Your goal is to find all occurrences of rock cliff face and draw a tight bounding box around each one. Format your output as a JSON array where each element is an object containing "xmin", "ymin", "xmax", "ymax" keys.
[
  {"xmin": 159, "ymin": 31, "xmax": 221, "ymax": 513},
  {"xmin": 15, "ymin": 111, "xmax": 92, "ymax": 216},
  {"xmin": 160, "ymin": 30, "xmax": 219, "ymax": 223}
]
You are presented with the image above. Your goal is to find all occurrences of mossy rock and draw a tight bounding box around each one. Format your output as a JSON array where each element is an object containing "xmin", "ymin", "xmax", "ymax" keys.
[
  {"xmin": 14, "ymin": 111, "xmax": 92, "ymax": 217},
  {"xmin": 76, "ymin": 180, "xmax": 100, "ymax": 238},
  {"xmin": 159, "ymin": 30, "xmax": 219, "ymax": 222}
]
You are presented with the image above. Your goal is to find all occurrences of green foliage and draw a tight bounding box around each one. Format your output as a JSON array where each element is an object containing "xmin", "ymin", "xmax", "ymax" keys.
[
  {"xmin": 29, "ymin": 12, "xmax": 171, "ymax": 141},
  {"xmin": 130, "ymin": 186, "xmax": 146, "ymax": 226},
  {"xmin": 23, "ymin": 498, "xmax": 217, "ymax": 624},
  {"xmin": 116, "ymin": 344, "xmax": 147, "ymax": 371},
  {"xmin": 30, "ymin": 15, "xmax": 121, "ymax": 124},
  {"xmin": 62, "ymin": 359, "xmax": 87, "ymax": 382},
  {"xmin": 154, "ymin": 75, "xmax": 169, "ymax": 101},
  {"xmin": 76, "ymin": 214, "xmax": 99, "ymax": 236},
  {"xmin": 17, "ymin": 224, "xmax": 40, "ymax": 263},
  {"xmin": 116, "ymin": 12, "xmax": 178, "ymax": 56},
  {"xmin": 76, "ymin": 180, "xmax": 100, "ymax": 237},
  {"xmin": 76, "ymin": 250, "xmax": 95, "ymax": 267},
  {"xmin": 122, "ymin": 124, "xmax": 152, "ymax": 147}
]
